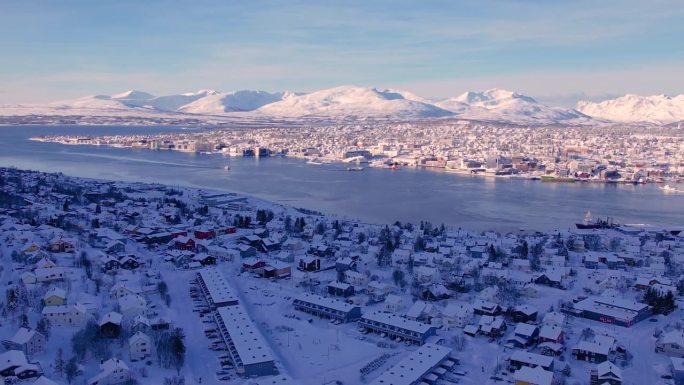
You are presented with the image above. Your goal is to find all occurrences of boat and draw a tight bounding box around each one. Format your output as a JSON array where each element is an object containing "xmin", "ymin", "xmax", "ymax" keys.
[
  {"xmin": 576, "ymin": 211, "xmax": 619, "ymax": 230},
  {"xmin": 388, "ymin": 164, "xmax": 400, "ymax": 171},
  {"xmin": 306, "ymin": 159, "xmax": 324, "ymax": 165},
  {"xmin": 347, "ymin": 167, "xmax": 364, "ymax": 171},
  {"xmin": 223, "ymin": 165, "xmax": 231, "ymax": 171},
  {"xmin": 660, "ymin": 185, "xmax": 678, "ymax": 192}
]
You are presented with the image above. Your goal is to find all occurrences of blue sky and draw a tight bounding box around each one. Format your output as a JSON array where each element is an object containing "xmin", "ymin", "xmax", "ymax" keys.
[{"xmin": 1, "ymin": 0, "xmax": 683, "ymax": 105}]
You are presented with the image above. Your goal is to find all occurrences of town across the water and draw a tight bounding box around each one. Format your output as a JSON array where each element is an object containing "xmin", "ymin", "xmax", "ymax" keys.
[{"xmin": 32, "ymin": 122, "xmax": 684, "ymax": 185}]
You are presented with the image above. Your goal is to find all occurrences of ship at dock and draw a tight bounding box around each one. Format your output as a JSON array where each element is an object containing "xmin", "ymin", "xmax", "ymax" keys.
[{"xmin": 576, "ymin": 211, "xmax": 619, "ymax": 230}]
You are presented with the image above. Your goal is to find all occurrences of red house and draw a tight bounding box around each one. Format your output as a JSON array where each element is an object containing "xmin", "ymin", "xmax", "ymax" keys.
[
  {"xmin": 242, "ymin": 258, "xmax": 267, "ymax": 272},
  {"xmin": 194, "ymin": 229, "xmax": 216, "ymax": 240},
  {"xmin": 174, "ymin": 236, "xmax": 196, "ymax": 251},
  {"xmin": 222, "ymin": 226, "xmax": 237, "ymax": 234},
  {"xmin": 539, "ymin": 324, "xmax": 565, "ymax": 344}
]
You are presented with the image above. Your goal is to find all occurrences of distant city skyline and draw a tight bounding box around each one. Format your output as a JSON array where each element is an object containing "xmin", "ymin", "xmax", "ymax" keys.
[{"xmin": 1, "ymin": 0, "xmax": 683, "ymax": 105}]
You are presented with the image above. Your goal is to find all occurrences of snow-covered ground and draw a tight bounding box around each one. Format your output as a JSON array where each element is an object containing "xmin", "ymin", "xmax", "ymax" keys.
[{"xmin": 1, "ymin": 167, "xmax": 683, "ymax": 385}]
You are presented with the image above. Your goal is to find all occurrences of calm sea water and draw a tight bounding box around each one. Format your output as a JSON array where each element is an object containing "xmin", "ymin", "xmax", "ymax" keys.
[{"xmin": 0, "ymin": 125, "xmax": 682, "ymax": 232}]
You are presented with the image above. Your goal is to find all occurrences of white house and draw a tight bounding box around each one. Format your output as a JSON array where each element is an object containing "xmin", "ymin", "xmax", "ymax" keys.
[
  {"xmin": 414, "ymin": 266, "xmax": 439, "ymax": 284},
  {"xmin": 383, "ymin": 294, "xmax": 405, "ymax": 313},
  {"xmin": 109, "ymin": 282, "xmax": 141, "ymax": 300},
  {"xmin": 514, "ymin": 365, "xmax": 553, "ymax": 385},
  {"xmin": 88, "ymin": 358, "xmax": 131, "ymax": 385},
  {"xmin": 657, "ymin": 330, "xmax": 684, "ymax": 357},
  {"xmin": 8, "ymin": 328, "xmax": 46, "ymax": 356},
  {"xmin": 542, "ymin": 311, "xmax": 566, "ymax": 327},
  {"xmin": 344, "ymin": 270, "xmax": 369, "ymax": 287},
  {"xmin": 594, "ymin": 361, "xmax": 622, "ymax": 384},
  {"xmin": 0, "ymin": 350, "xmax": 28, "ymax": 377},
  {"xmin": 128, "ymin": 332, "xmax": 153, "ymax": 361},
  {"xmin": 34, "ymin": 267, "xmax": 66, "ymax": 283},
  {"xmin": 118, "ymin": 294, "xmax": 147, "ymax": 320},
  {"xmin": 41, "ymin": 304, "xmax": 87, "ymax": 327},
  {"xmin": 20, "ymin": 272, "xmax": 37, "ymax": 285},
  {"xmin": 441, "ymin": 302, "xmax": 474, "ymax": 329},
  {"xmin": 367, "ymin": 281, "xmax": 395, "ymax": 302},
  {"xmin": 35, "ymin": 257, "xmax": 57, "ymax": 269}
]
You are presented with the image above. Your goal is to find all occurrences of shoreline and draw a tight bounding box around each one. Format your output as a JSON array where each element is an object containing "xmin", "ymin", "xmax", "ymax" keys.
[{"xmin": 28, "ymin": 136, "xmax": 681, "ymax": 186}]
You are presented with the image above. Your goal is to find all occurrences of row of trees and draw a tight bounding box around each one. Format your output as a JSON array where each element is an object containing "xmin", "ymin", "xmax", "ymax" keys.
[{"xmin": 643, "ymin": 287, "xmax": 676, "ymax": 315}]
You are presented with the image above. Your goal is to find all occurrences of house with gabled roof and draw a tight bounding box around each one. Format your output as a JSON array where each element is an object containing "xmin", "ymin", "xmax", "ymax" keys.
[
  {"xmin": 6, "ymin": 328, "xmax": 45, "ymax": 356},
  {"xmin": 441, "ymin": 302, "xmax": 474, "ymax": 329},
  {"xmin": 88, "ymin": 358, "xmax": 131, "ymax": 385},
  {"xmin": 0, "ymin": 350, "xmax": 29, "ymax": 377},
  {"xmin": 656, "ymin": 330, "xmax": 684, "ymax": 357},
  {"xmin": 118, "ymin": 294, "xmax": 147, "ymax": 320},
  {"xmin": 41, "ymin": 304, "xmax": 87, "ymax": 327},
  {"xmin": 43, "ymin": 287, "xmax": 66, "ymax": 306},
  {"xmin": 128, "ymin": 332, "xmax": 152, "ymax": 361},
  {"xmin": 507, "ymin": 323, "xmax": 539, "ymax": 348},
  {"xmin": 514, "ymin": 365, "xmax": 554, "ymax": 385},
  {"xmin": 591, "ymin": 361, "xmax": 622, "ymax": 385},
  {"xmin": 99, "ymin": 312, "xmax": 123, "ymax": 338}
]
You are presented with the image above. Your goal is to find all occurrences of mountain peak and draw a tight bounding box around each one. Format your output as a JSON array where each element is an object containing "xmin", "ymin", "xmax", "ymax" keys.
[
  {"xmin": 576, "ymin": 93, "xmax": 684, "ymax": 123},
  {"xmin": 453, "ymin": 89, "xmax": 536, "ymax": 105},
  {"xmin": 183, "ymin": 89, "xmax": 220, "ymax": 97},
  {"xmin": 257, "ymin": 85, "xmax": 452, "ymax": 118},
  {"xmin": 435, "ymin": 89, "xmax": 587, "ymax": 123},
  {"xmin": 111, "ymin": 90, "xmax": 154, "ymax": 100}
]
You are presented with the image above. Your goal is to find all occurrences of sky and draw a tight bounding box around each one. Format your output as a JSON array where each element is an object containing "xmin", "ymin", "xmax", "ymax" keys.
[{"xmin": 1, "ymin": 0, "xmax": 683, "ymax": 106}]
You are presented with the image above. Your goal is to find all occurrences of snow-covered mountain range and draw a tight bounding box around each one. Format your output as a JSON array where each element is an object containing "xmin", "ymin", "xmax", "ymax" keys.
[
  {"xmin": 576, "ymin": 94, "xmax": 684, "ymax": 124},
  {"xmin": 1, "ymin": 85, "xmax": 681, "ymax": 125},
  {"xmin": 436, "ymin": 89, "xmax": 590, "ymax": 124},
  {"xmin": 258, "ymin": 86, "xmax": 452, "ymax": 119}
]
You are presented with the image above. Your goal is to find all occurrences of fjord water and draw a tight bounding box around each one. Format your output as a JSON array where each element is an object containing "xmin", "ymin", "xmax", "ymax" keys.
[{"xmin": 0, "ymin": 125, "xmax": 682, "ymax": 232}]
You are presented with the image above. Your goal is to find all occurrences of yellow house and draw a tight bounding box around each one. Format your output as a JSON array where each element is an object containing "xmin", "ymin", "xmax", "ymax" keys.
[
  {"xmin": 43, "ymin": 287, "xmax": 66, "ymax": 306},
  {"xmin": 22, "ymin": 243, "xmax": 41, "ymax": 254}
]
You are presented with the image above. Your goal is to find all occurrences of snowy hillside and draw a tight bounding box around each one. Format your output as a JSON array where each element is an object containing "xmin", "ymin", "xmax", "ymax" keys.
[
  {"xmin": 577, "ymin": 94, "xmax": 684, "ymax": 124},
  {"xmin": 257, "ymin": 86, "xmax": 453, "ymax": 118},
  {"xmin": 179, "ymin": 90, "xmax": 292, "ymax": 114},
  {"xmin": 119, "ymin": 90, "xmax": 220, "ymax": 111},
  {"xmin": 436, "ymin": 89, "xmax": 591, "ymax": 124}
]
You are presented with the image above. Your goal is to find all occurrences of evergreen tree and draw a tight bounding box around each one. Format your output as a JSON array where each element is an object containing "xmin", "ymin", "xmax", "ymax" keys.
[
  {"xmin": 414, "ymin": 236, "xmax": 426, "ymax": 252},
  {"xmin": 19, "ymin": 313, "xmax": 29, "ymax": 329},
  {"xmin": 392, "ymin": 270, "xmax": 405, "ymax": 286},
  {"xmin": 65, "ymin": 357, "xmax": 78, "ymax": 384},
  {"xmin": 170, "ymin": 328, "xmax": 186, "ymax": 375},
  {"xmin": 36, "ymin": 318, "xmax": 51, "ymax": 340},
  {"xmin": 521, "ymin": 241, "xmax": 529, "ymax": 258},
  {"xmin": 5, "ymin": 287, "xmax": 18, "ymax": 313},
  {"xmin": 284, "ymin": 216, "xmax": 292, "ymax": 233},
  {"xmin": 54, "ymin": 347, "xmax": 65, "ymax": 377},
  {"xmin": 643, "ymin": 287, "xmax": 676, "ymax": 315}
]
